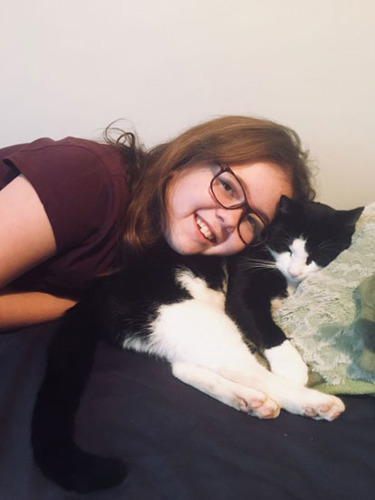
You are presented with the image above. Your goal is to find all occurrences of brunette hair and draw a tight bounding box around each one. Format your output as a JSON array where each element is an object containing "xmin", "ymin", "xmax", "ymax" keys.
[{"xmin": 105, "ymin": 116, "xmax": 315, "ymax": 253}]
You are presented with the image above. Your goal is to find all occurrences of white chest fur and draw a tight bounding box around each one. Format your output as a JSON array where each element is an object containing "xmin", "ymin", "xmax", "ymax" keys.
[
  {"xmin": 174, "ymin": 268, "xmax": 226, "ymax": 310},
  {"xmin": 123, "ymin": 261, "xmax": 345, "ymax": 421}
]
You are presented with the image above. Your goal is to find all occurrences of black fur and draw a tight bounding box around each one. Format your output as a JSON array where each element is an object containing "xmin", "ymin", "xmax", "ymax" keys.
[
  {"xmin": 226, "ymin": 196, "xmax": 363, "ymax": 351},
  {"xmin": 31, "ymin": 197, "xmax": 362, "ymax": 492},
  {"xmin": 31, "ymin": 241, "xmax": 226, "ymax": 493}
]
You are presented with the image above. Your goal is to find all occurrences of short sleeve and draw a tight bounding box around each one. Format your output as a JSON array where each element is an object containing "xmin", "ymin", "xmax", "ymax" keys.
[
  {"xmin": 4, "ymin": 138, "xmax": 112, "ymax": 252},
  {"xmin": 1, "ymin": 137, "xmax": 130, "ymax": 296},
  {"xmin": 0, "ymin": 144, "xmax": 23, "ymax": 188}
]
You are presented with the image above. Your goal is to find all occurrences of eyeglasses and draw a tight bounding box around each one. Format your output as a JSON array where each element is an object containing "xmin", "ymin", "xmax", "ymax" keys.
[{"xmin": 209, "ymin": 165, "xmax": 268, "ymax": 245}]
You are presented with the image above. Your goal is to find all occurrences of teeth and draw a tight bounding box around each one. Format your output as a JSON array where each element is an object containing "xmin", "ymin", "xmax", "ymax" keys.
[{"xmin": 196, "ymin": 215, "xmax": 215, "ymax": 241}]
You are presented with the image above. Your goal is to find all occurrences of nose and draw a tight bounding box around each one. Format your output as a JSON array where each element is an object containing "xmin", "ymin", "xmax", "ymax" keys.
[
  {"xmin": 288, "ymin": 264, "xmax": 304, "ymax": 279},
  {"xmin": 216, "ymin": 206, "xmax": 243, "ymax": 232}
]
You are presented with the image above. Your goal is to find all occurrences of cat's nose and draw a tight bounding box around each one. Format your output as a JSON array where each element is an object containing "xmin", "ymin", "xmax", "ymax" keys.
[{"xmin": 288, "ymin": 266, "xmax": 303, "ymax": 278}]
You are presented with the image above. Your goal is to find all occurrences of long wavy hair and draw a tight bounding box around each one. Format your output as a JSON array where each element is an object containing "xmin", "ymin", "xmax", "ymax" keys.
[{"xmin": 104, "ymin": 116, "xmax": 315, "ymax": 254}]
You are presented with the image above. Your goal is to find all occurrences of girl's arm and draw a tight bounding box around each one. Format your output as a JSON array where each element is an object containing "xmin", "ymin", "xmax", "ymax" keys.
[
  {"xmin": 0, "ymin": 175, "xmax": 75, "ymax": 329},
  {"xmin": 0, "ymin": 174, "xmax": 56, "ymax": 286},
  {"xmin": 0, "ymin": 290, "xmax": 76, "ymax": 331}
]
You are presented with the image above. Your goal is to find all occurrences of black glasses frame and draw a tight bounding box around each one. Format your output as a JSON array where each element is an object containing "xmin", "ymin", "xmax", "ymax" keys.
[{"xmin": 209, "ymin": 164, "xmax": 268, "ymax": 245}]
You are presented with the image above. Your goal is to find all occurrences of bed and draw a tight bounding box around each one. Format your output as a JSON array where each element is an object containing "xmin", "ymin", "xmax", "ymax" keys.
[
  {"xmin": 1, "ymin": 205, "xmax": 374, "ymax": 500},
  {"xmin": 0, "ymin": 321, "xmax": 374, "ymax": 500}
]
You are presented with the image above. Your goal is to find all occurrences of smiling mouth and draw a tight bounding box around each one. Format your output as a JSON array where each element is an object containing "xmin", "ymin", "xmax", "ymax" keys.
[{"xmin": 195, "ymin": 214, "xmax": 216, "ymax": 243}]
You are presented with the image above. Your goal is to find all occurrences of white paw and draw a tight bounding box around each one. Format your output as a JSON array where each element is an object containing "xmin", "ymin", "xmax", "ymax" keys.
[
  {"xmin": 301, "ymin": 393, "xmax": 345, "ymax": 421},
  {"xmin": 172, "ymin": 362, "xmax": 281, "ymax": 419},
  {"xmin": 234, "ymin": 387, "xmax": 280, "ymax": 419},
  {"xmin": 266, "ymin": 341, "xmax": 309, "ymax": 386},
  {"xmin": 288, "ymin": 388, "xmax": 345, "ymax": 421}
]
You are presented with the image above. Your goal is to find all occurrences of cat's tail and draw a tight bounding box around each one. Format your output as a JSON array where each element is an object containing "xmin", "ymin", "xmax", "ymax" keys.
[{"xmin": 31, "ymin": 303, "xmax": 127, "ymax": 493}]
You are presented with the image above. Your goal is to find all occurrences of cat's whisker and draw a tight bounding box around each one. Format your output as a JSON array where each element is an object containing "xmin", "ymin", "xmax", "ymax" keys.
[
  {"xmin": 317, "ymin": 241, "xmax": 347, "ymax": 253},
  {"xmin": 238, "ymin": 258, "xmax": 278, "ymax": 273}
]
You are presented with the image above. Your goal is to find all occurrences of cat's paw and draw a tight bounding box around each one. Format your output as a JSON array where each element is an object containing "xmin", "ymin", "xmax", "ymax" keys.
[
  {"xmin": 236, "ymin": 388, "xmax": 280, "ymax": 419},
  {"xmin": 172, "ymin": 362, "xmax": 280, "ymax": 419},
  {"xmin": 266, "ymin": 341, "xmax": 309, "ymax": 386},
  {"xmin": 302, "ymin": 393, "xmax": 345, "ymax": 421},
  {"xmin": 289, "ymin": 389, "xmax": 345, "ymax": 421}
]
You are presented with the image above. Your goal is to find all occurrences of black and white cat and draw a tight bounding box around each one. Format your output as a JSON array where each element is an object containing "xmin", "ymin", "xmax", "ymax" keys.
[
  {"xmin": 31, "ymin": 197, "xmax": 362, "ymax": 493},
  {"xmin": 226, "ymin": 195, "xmax": 364, "ymax": 385}
]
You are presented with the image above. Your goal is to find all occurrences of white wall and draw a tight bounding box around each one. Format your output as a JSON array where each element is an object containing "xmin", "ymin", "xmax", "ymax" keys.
[{"xmin": 0, "ymin": 0, "xmax": 374, "ymax": 208}]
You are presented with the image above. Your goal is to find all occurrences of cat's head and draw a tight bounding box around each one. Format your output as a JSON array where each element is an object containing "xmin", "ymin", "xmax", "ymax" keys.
[{"xmin": 267, "ymin": 196, "xmax": 363, "ymax": 286}]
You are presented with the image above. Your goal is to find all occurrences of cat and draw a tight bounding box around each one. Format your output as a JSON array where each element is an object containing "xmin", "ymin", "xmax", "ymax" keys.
[
  {"xmin": 31, "ymin": 196, "xmax": 362, "ymax": 493},
  {"xmin": 226, "ymin": 195, "xmax": 364, "ymax": 385}
]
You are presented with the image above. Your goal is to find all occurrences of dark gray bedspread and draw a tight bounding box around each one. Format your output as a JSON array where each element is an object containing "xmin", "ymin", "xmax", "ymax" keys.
[{"xmin": 1, "ymin": 321, "xmax": 374, "ymax": 500}]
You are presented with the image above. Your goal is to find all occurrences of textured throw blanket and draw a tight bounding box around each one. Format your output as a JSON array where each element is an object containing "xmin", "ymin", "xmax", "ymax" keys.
[{"xmin": 274, "ymin": 202, "xmax": 375, "ymax": 395}]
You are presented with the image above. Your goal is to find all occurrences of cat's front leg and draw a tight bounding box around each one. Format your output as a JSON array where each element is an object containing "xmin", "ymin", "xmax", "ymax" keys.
[
  {"xmin": 172, "ymin": 362, "xmax": 280, "ymax": 419},
  {"xmin": 265, "ymin": 340, "xmax": 309, "ymax": 386},
  {"xmin": 150, "ymin": 299, "xmax": 344, "ymax": 421},
  {"xmin": 219, "ymin": 363, "xmax": 345, "ymax": 421},
  {"xmin": 150, "ymin": 299, "xmax": 280, "ymax": 419}
]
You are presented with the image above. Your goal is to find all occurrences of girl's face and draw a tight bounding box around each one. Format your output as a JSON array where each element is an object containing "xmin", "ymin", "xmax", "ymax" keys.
[{"xmin": 163, "ymin": 162, "xmax": 293, "ymax": 256}]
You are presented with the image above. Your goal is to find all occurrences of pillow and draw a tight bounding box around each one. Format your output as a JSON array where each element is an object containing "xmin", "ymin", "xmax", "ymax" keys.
[{"xmin": 274, "ymin": 202, "xmax": 375, "ymax": 395}]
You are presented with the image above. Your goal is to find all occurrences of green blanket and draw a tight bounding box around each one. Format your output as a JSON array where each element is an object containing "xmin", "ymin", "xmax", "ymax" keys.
[{"xmin": 274, "ymin": 202, "xmax": 375, "ymax": 395}]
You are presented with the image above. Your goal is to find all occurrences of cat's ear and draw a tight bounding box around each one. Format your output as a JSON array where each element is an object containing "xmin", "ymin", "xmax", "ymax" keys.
[
  {"xmin": 348, "ymin": 206, "xmax": 364, "ymax": 224},
  {"xmin": 340, "ymin": 206, "xmax": 364, "ymax": 228},
  {"xmin": 278, "ymin": 195, "xmax": 294, "ymax": 215}
]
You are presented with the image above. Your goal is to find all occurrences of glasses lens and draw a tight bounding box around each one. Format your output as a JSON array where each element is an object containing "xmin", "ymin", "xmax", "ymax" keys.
[
  {"xmin": 238, "ymin": 213, "xmax": 267, "ymax": 245},
  {"xmin": 211, "ymin": 170, "xmax": 245, "ymax": 207},
  {"xmin": 211, "ymin": 166, "xmax": 268, "ymax": 246}
]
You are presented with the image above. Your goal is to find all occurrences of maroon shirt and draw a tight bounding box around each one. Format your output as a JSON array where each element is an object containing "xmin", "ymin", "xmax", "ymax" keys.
[{"xmin": 0, "ymin": 137, "xmax": 130, "ymax": 298}]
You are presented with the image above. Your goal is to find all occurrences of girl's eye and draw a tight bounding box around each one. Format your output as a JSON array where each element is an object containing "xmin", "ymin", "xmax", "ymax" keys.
[
  {"xmin": 219, "ymin": 178, "xmax": 234, "ymax": 194},
  {"xmin": 245, "ymin": 214, "xmax": 257, "ymax": 229}
]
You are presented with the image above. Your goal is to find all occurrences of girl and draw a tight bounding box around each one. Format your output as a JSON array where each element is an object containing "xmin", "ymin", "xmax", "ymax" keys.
[{"xmin": 0, "ymin": 115, "xmax": 314, "ymax": 330}]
